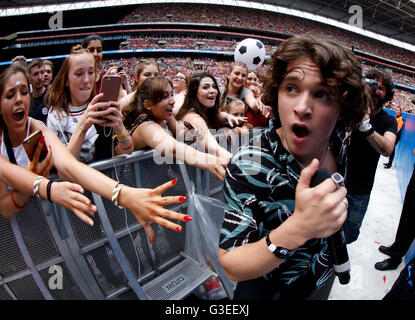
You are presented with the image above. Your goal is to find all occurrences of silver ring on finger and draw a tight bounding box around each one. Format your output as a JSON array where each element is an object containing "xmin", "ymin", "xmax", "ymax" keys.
[
  {"xmin": 331, "ymin": 172, "xmax": 345, "ymax": 188},
  {"xmin": 342, "ymin": 198, "xmax": 348, "ymax": 209}
]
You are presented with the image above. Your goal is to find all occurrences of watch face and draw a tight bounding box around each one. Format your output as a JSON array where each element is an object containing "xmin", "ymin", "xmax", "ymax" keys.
[
  {"xmin": 279, "ymin": 248, "xmax": 288, "ymax": 255},
  {"xmin": 331, "ymin": 172, "xmax": 344, "ymax": 187}
]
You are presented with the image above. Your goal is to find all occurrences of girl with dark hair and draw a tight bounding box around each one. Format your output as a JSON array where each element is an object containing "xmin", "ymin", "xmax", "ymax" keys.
[
  {"xmin": 176, "ymin": 72, "xmax": 246, "ymax": 161},
  {"xmin": 121, "ymin": 77, "xmax": 228, "ymax": 181},
  {"xmin": 81, "ymin": 34, "xmax": 104, "ymax": 94},
  {"xmin": 0, "ymin": 64, "xmax": 95, "ymax": 221}
]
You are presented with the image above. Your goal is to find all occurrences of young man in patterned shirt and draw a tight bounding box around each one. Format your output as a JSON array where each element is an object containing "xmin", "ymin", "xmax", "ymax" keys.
[{"xmin": 218, "ymin": 36, "xmax": 371, "ymax": 300}]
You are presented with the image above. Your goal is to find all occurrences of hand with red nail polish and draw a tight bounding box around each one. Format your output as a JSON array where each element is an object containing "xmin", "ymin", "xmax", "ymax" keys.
[{"xmin": 118, "ymin": 178, "xmax": 192, "ymax": 241}]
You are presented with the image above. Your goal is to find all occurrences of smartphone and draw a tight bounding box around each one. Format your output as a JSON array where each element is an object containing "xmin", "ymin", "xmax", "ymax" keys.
[
  {"xmin": 23, "ymin": 130, "xmax": 48, "ymax": 162},
  {"xmin": 99, "ymin": 75, "xmax": 122, "ymax": 103}
]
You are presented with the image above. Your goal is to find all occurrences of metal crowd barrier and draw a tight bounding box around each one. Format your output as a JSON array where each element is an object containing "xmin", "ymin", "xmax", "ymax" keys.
[
  {"xmin": 0, "ymin": 150, "xmax": 220, "ymax": 300},
  {"xmin": 0, "ymin": 129, "xmax": 264, "ymax": 300}
]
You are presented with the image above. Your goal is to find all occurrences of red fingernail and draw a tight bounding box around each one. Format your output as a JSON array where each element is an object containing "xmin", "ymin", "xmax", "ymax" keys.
[
  {"xmin": 176, "ymin": 226, "xmax": 182, "ymax": 232},
  {"xmin": 184, "ymin": 215, "xmax": 192, "ymax": 222},
  {"xmin": 172, "ymin": 178, "xmax": 178, "ymax": 185},
  {"xmin": 179, "ymin": 196, "xmax": 186, "ymax": 202},
  {"xmin": 40, "ymin": 136, "xmax": 45, "ymax": 144}
]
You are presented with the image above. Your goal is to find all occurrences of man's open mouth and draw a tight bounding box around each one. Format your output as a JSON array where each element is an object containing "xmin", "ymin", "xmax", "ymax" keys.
[{"xmin": 292, "ymin": 124, "xmax": 310, "ymax": 138}]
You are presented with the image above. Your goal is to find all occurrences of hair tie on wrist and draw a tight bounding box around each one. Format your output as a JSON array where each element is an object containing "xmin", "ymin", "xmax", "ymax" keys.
[
  {"xmin": 10, "ymin": 189, "xmax": 26, "ymax": 210},
  {"xmin": 46, "ymin": 180, "xmax": 54, "ymax": 203}
]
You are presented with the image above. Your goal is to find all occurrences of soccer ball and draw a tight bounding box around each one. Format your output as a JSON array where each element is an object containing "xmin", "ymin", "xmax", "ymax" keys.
[{"xmin": 234, "ymin": 38, "xmax": 266, "ymax": 70}]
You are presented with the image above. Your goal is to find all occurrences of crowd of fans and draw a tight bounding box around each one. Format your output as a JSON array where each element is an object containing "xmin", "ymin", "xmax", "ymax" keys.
[
  {"xmin": 118, "ymin": 3, "xmax": 415, "ymax": 67},
  {"xmin": 122, "ymin": 36, "xmax": 276, "ymax": 55},
  {"xmin": 99, "ymin": 56, "xmax": 415, "ymax": 114}
]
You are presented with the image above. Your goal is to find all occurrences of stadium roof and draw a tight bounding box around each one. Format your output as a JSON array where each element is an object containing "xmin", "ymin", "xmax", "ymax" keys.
[
  {"xmin": 269, "ymin": 0, "xmax": 415, "ymax": 44},
  {"xmin": 1, "ymin": 0, "xmax": 415, "ymax": 46}
]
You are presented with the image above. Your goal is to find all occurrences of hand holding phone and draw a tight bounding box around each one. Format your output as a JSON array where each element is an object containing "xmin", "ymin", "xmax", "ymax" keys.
[
  {"xmin": 23, "ymin": 130, "xmax": 48, "ymax": 162},
  {"xmin": 99, "ymin": 75, "xmax": 122, "ymax": 103}
]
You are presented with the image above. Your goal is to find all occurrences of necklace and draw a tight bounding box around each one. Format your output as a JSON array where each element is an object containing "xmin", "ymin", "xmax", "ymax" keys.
[{"xmin": 281, "ymin": 129, "xmax": 329, "ymax": 169}]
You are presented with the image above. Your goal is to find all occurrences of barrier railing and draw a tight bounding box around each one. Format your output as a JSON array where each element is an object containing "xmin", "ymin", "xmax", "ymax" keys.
[
  {"xmin": 0, "ymin": 150, "xmax": 222, "ymax": 300},
  {"xmin": 0, "ymin": 129, "xmax": 268, "ymax": 300}
]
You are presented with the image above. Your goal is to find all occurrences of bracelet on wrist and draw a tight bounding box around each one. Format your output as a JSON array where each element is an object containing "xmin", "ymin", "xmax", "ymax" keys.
[
  {"xmin": 78, "ymin": 124, "xmax": 86, "ymax": 133},
  {"xmin": 46, "ymin": 180, "xmax": 54, "ymax": 203},
  {"xmin": 112, "ymin": 183, "xmax": 125, "ymax": 209},
  {"xmin": 112, "ymin": 128, "xmax": 127, "ymax": 141},
  {"xmin": 363, "ymin": 127, "xmax": 375, "ymax": 137},
  {"xmin": 359, "ymin": 119, "xmax": 372, "ymax": 133},
  {"xmin": 10, "ymin": 189, "xmax": 26, "ymax": 210},
  {"xmin": 119, "ymin": 136, "xmax": 133, "ymax": 151},
  {"xmin": 33, "ymin": 176, "xmax": 45, "ymax": 198}
]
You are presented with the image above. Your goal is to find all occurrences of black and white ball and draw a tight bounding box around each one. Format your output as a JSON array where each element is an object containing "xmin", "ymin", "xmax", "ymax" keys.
[{"xmin": 234, "ymin": 38, "xmax": 266, "ymax": 70}]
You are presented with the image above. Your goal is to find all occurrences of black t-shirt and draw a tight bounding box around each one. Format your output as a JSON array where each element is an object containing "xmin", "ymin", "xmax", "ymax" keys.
[
  {"xmin": 346, "ymin": 109, "xmax": 397, "ymax": 194},
  {"xmin": 93, "ymin": 124, "xmax": 113, "ymax": 162},
  {"xmin": 29, "ymin": 90, "xmax": 48, "ymax": 124}
]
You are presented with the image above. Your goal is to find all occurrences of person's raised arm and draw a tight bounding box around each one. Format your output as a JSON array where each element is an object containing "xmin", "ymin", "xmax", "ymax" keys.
[
  {"xmin": 132, "ymin": 121, "xmax": 228, "ymax": 181},
  {"xmin": 185, "ymin": 114, "xmax": 232, "ymax": 161},
  {"xmin": 0, "ymin": 154, "xmax": 96, "ymax": 223},
  {"xmin": 359, "ymin": 118, "xmax": 397, "ymax": 156},
  {"xmin": 38, "ymin": 122, "xmax": 189, "ymax": 241},
  {"xmin": 244, "ymin": 89, "xmax": 259, "ymax": 113}
]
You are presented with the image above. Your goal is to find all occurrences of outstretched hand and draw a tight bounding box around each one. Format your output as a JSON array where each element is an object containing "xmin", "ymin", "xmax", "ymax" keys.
[
  {"xmin": 226, "ymin": 113, "xmax": 247, "ymax": 128},
  {"xmin": 51, "ymin": 181, "xmax": 97, "ymax": 226},
  {"xmin": 121, "ymin": 179, "xmax": 192, "ymax": 242}
]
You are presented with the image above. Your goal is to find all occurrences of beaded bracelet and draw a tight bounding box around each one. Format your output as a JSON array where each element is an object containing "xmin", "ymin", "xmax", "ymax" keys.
[
  {"xmin": 10, "ymin": 189, "xmax": 26, "ymax": 210},
  {"xmin": 33, "ymin": 176, "xmax": 45, "ymax": 198},
  {"xmin": 112, "ymin": 183, "xmax": 125, "ymax": 209}
]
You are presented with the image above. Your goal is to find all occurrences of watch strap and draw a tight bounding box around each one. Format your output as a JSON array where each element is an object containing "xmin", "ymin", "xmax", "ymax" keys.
[{"xmin": 265, "ymin": 233, "xmax": 295, "ymax": 259}]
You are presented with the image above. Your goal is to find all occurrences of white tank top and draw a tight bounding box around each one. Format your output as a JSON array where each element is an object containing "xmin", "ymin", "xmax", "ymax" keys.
[{"xmin": 1, "ymin": 117, "xmax": 32, "ymax": 168}]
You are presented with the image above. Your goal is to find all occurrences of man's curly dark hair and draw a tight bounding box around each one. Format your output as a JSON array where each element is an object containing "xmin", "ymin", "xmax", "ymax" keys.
[{"xmin": 261, "ymin": 35, "xmax": 372, "ymax": 131}]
